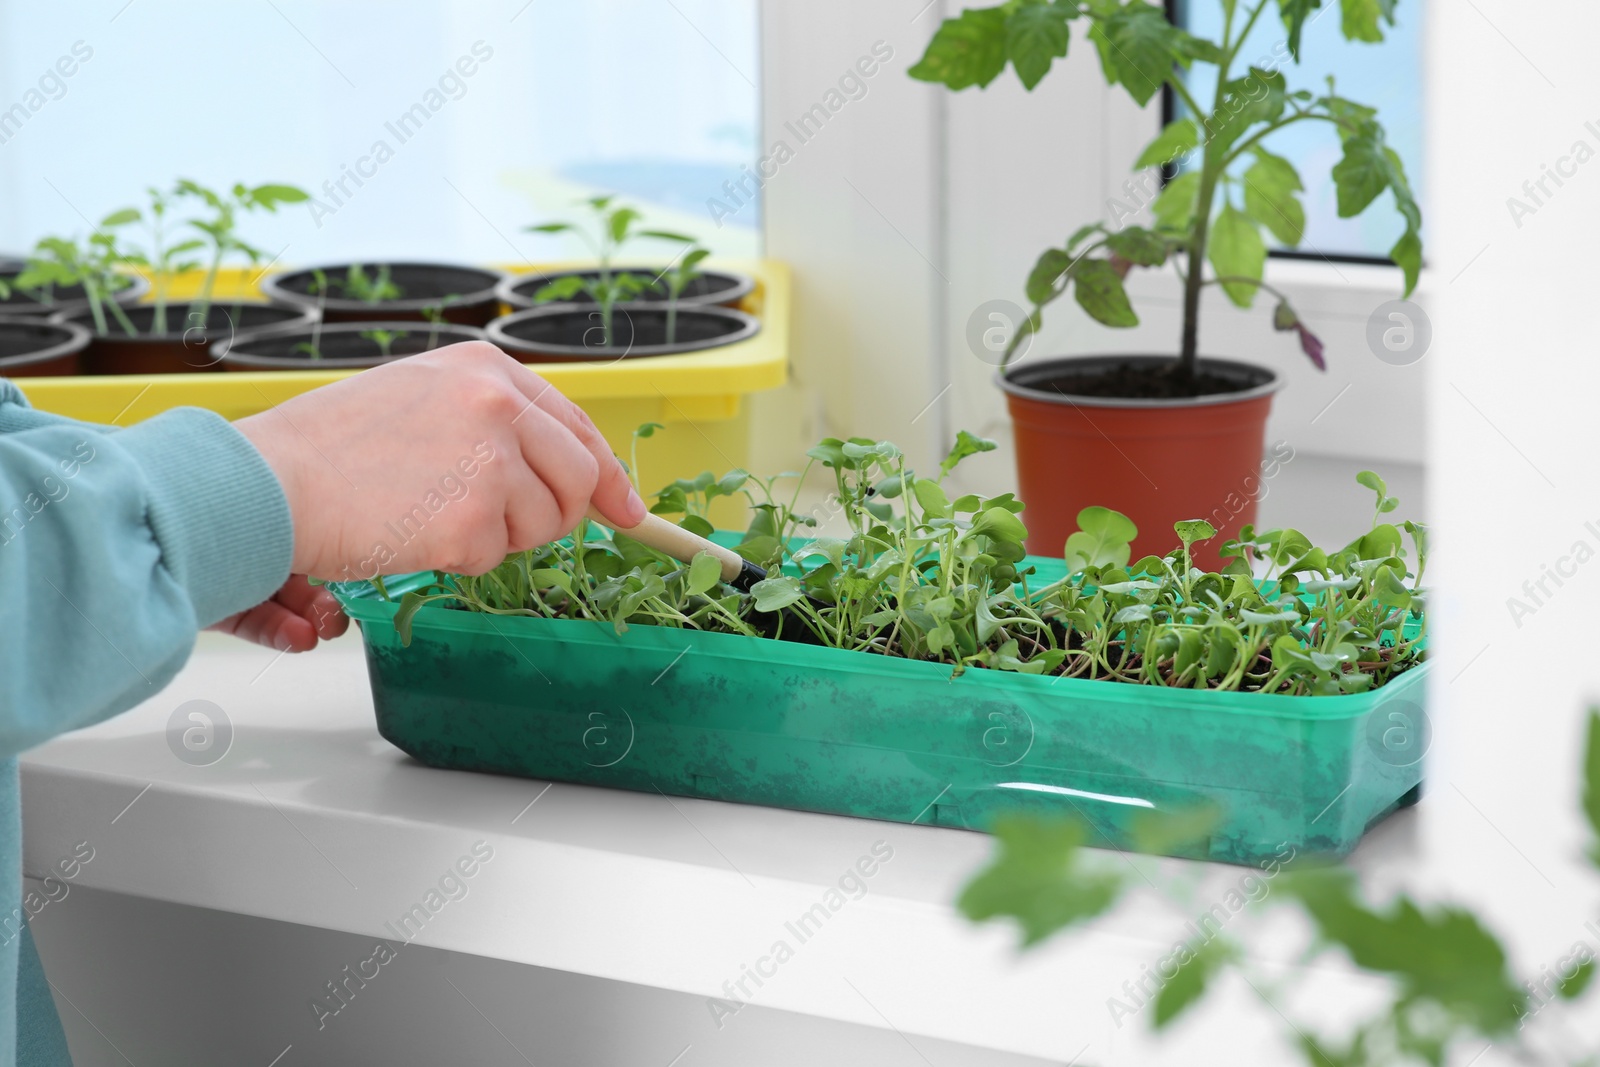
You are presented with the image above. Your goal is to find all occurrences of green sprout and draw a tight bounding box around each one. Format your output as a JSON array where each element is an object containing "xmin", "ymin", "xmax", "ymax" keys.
[
  {"xmin": 660, "ymin": 243, "xmax": 711, "ymax": 345},
  {"xmin": 175, "ymin": 179, "xmax": 309, "ymax": 331},
  {"xmin": 420, "ymin": 294, "xmax": 460, "ymax": 350},
  {"xmin": 526, "ymin": 195, "xmax": 695, "ymax": 347},
  {"xmin": 340, "ymin": 263, "xmax": 402, "ymax": 305},
  {"xmin": 910, "ymin": 0, "xmax": 1422, "ymax": 377},
  {"xmin": 388, "ymin": 427, "xmax": 1425, "ymax": 698},
  {"xmin": 15, "ymin": 228, "xmax": 140, "ymax": 338}
]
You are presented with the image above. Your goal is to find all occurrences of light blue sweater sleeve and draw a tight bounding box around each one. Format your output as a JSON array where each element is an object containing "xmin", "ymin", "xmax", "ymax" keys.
[{"xmin": 0, "ymin": 378, "xmax": 294, "ymax": 756}]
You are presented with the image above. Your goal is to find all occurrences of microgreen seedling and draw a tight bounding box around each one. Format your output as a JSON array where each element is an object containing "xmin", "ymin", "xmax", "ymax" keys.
[
  {"xmin": 526, "ymin": 196, "xmax": 696, "ymax": 346},
  {"xmin": 911, "ymin": 1, "xmax": 1422, "ymax": 377},
  {"xmin": 386, "ymin": 426, "xmax": 1425, "ymax": 696}
]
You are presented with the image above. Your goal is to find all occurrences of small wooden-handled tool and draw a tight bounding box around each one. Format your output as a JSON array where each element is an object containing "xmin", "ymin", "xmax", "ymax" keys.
[{"xmin": 585, "ymin": 508, "xmax": 772, "ymax": 592}]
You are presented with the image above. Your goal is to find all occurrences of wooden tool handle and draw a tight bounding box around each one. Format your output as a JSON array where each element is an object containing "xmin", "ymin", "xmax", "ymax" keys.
[{"xmin": 586, "ymin": 509, "xmax": 746, "ymax": 581}]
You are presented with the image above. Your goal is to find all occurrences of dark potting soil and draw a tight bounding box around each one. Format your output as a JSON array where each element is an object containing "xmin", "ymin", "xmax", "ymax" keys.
[{"xmin": 1033, "ymin": 361, "xmax": 1249, "ymax": 400}]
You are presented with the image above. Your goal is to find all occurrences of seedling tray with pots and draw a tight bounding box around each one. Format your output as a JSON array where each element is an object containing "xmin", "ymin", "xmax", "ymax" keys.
[{"xmin": 332, "ymin": 549, "xmax": 1427, "ymax": 867}]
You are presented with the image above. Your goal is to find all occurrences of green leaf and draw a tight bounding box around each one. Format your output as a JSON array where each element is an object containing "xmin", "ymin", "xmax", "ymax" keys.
[
  {"xmin": 1243, "ymin": 148, "xmax": 1306, "ymax": 246},
  {"xmin": 1208, "ymin": 205, "xmax": 1266, "ymax": 308},
  {"xmin": 635, "ymin": 421, "xmax": 664, "ymax": 438},
  {"xmin": 1131, "ymin": 803, "xmax": 1223, "ymax": 854},
  {"xmin": 1560, "ymin": 959, "xmax": 1596, "ymax": 1000},
  {"xmin": 957, "ymin": 816, "xmax": 1123, "ymax": 947},
  {"xmin": 680, "ymin": 514, "xmax": 716, "ymax": 539},
  {"xmin": 686, "ymin": 551, "xmax": 723, "ymax": 597},
  {"xmin": 750, "ymin": 576, "xmax": 805, "ymax": 613},
  {"xmin": 913, "ymin": 476, "xmax": 953, "ymax": 520},
  {"xmin": 805, "ymin": 438, "xmax": 849, "ymax": 468},
  {"xmin": 607, "ymin": 207, "xmax": 641, "ymax": 244},
  {"xmin": 1134, "ymin": 118, "xmax": 1199, "ymax": 170},
  {"xmin": 1174, "ymin": 519, "xmax": 1217, "ymax": 547},
  {"xmin": 908, "ymin": 7, "xmax": 1009, "ymax": 90},
  {"xmin": 100, "ymin": 208, "xmax": 141, "ymax": 227},
  {"xmin": 534, "ymin": 275, "xmax": 587, "ymax": 303},
  {"xmin": 1073, "ymin": 258, "xmax": 1139, "ymax": 327},
  {"xmin": 1356, "ymin": 470, "xmax": 1387, "ymax": 498},
  {"xmin": 1584, "ymin": 709, "xmax": 1600, "ymax": 866},
  {"xmin": 1279, "ymin": 869, "xmax": 1527, "ymax": 1033},
  {"xmin": 971, "ymin": 506, "xmax": 1029, "ymax": 545},
  {"xmin": 1104, "ymin": 226, "xmax": 1169, "ymax": 267},
  {"xmin": 1152, "ymin": 171, "xmax": 1200, "ymax": 231},
  {"xmin": 1005, "ymin": 2, "xmax": 1073, "ymax": 90},
  {"xmin": 1066, "ymin": 222, "xmax": 1104, "ymax": 253},
  {"xmin": 1241, "ymin": 608, "xmax": 1300, "ymax": 625},
  {"xmin": 1025, "ymin": 247, "xmax": 1075, "ymax": 305},
  {"xmin": 1332, "ymin": 136, "xmax": 1390, "ymax": 217},
  {"xmin": 1370, "ymin": 566, "xmax": 1412, "ymax": 609},
  {"xmin": 1064, "ymin": 506, "xmax": 1137, "ymax": 572},
  {"xmin": 527, "ymin": 222, "xmax": 573, "ymax": 234},
  {"xmin": 1340, "ymin": 0, "xmax": 1396, "ymax": 43},
  {"xmin": 1154, "ymin": 938, "xmax": 1233, "ymax": 1028},
  {"xmin": 1390, "ymin": 228, "xmax": 1422, "ymax": 298},
  {"xmin": 636, "ymin": 228, "xmax": 696, "ymax": 243},
  {"xmin": 1277, "ymin": 0, "xmax": 1324, "ymax": 59},
  {"xmin": 250, "ymin": 183, "xmax": 310, "ymax": 206},
  {"xmin": 1089, "ymin": 1, "xmax": 1186, "ymax": 107},
  {"xmin": 940, "ymin": 429, "xmax": 999, "ymax": 480},
  {"xmin": 394, "ymin": 591, "xmax": 437, "ymax": 647}
]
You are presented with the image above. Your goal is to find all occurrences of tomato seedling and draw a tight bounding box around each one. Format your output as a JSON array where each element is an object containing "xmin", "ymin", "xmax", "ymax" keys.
[{"xmin": 526, "ymin": 196, "xmax": 695, "ymax": 346}]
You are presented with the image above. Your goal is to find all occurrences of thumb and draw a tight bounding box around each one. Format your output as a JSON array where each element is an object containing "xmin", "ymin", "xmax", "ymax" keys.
[{"xmin": 547, "ymin": 395, "xmax": 647, "ymax": 528}]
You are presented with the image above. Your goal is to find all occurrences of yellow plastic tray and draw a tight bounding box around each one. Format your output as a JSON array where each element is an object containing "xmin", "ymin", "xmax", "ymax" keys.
[
  {"xmin": 13, "ymin": 257, "xmax": 788, "ymax": 425},
  {"xmin": 13, "ymin": 259, "xmax": 788, "ymax": 511}
]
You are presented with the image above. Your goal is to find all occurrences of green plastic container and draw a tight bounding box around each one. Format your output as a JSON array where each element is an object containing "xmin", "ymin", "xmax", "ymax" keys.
[{"xmin": 333, "ymin": 557, "xmax": 1427, "ymax": 866}]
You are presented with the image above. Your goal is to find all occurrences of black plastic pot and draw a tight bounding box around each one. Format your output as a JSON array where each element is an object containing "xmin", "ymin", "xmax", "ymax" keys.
[
  {"xmin": 219, "ymin": 320, "xmax": 486, "ymax": 371},
  {"xmin": 0, "ymin": 319, "xmax": 92, "ymax": 378},
  {"xmin": 261, "ymin": 263, "xmax": 507, "ymax": 327},
  {"xmin": 59, "ymin": 302, "xmax": 318, "ymax": 375},
  {"xmin": 0, "ymin": 272, "xmax": 150, "ymax": 321},
  {"xmin": 496, "ymin": 267, "xmax": 755, "ymax": 313},
  {"xmin": 486, "ymin": 303, "xmax": 760, "ymax": 363}
]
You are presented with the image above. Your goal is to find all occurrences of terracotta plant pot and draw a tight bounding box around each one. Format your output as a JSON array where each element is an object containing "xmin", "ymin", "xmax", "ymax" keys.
[
  {"xmin": 496, "ymin": 267, "xmax": 755, "ymax": 313},
  {"xmin": 219, "ymin": 321, "xmax": 486, "ymax": 371},
  {"xmin": 261, "ymin": 263, "xmax": 506, "ymax": 327},
  {"xmin": 0, "ymin": 319, "xmax": 91, "ymax": 377},
  {"xmin": 60, "ymin": 302, "xmax": 317, "ymax": 375},
  {"xmin": 0, "ymin": 271, "xmax": 149, "ymax": 321},
  {"xmin": 486, "ymin": 303, "xmax": 760, "ymax": 363},
  {"xmin": 998, "ymin": 355, "xmax": 1282, "ymax": 570}
]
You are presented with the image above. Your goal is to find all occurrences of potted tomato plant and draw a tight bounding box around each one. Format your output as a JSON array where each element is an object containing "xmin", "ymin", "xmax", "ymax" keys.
[
  {"xmin": 261, "ymin": 261, "xmax": 506, "ymax": 327},
  {"xmin": 909, "ymin": 0, "xmax": 1422, "ymax": 566},
  {"xmin": 37, "ymin": 180, "xmax": 315, "ymax": 374}
]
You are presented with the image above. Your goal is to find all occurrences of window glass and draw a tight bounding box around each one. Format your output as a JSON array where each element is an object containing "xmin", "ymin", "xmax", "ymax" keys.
[
  {"xmin": 1172, "ymin": 0, "xmax": 1425, "ymax": 260},
  {"xmin": 0, "ymin": 1, "xmax": 760, "ymax": 266}
]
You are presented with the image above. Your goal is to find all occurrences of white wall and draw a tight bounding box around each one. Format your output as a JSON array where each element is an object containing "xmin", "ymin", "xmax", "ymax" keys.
[
  {"xmin": 753, "ymin": 0, "xmax": 948, "ymax": 475},
  {"xmin": 1421, "ymin": 1, "xmax": 1600, "ymax": 1048}
]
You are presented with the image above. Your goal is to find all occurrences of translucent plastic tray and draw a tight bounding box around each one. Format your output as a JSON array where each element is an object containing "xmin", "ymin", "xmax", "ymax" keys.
[{"xmin": 332, "ymin": 548, "xmax": 1427, "ymax": 866}]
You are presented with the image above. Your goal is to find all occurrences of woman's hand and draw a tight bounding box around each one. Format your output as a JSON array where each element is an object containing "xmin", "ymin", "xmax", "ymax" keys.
[
  {"xmin": 209, "ymin": 575, "xmax": 348, "ymax": 651},
  {"xmin": 234, "ymin": 340, "xmax": 645, "ymax": 583}
]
